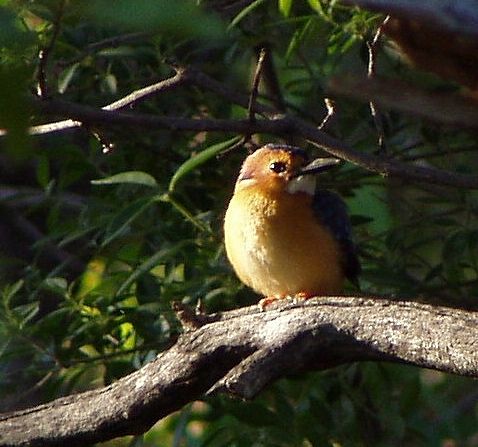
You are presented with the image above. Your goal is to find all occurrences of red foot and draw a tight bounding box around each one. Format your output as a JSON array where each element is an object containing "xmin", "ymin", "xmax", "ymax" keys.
[
  {"xmin": 258, "ymin": 292, "xmax": 315, "ymax": 310},
  {"xmin": 258, "ymin": 295, "xmax": 283, "ymax": 310},
  {"xmin": 294, "ymin": 291, "xmax": 315, "ymax": 302}
]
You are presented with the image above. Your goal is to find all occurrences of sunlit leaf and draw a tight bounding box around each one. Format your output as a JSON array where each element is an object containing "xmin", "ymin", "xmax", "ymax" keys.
[
  {"xmin": 168, "ymin": 137, "xmax": 241, "ymax": 192},
  {"xmin": 116, "ymin": 241, "xmax": 192, "ymax": 297},
  {"xmin": 58, "ymin": 63, "xmax": 80, "ymax": 94},
  {"xmin": 278, "ymin": 0, "xmax": 293, "ymax": 17},
  {"xmin": 91, "ymin": 171, "xmax": 158, "ymax": 187},
  {"xmin": 307, "ymin": 0, "xmax": 321, "ymax": 12}
]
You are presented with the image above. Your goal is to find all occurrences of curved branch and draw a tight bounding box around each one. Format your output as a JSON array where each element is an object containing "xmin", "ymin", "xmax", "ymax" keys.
[
  {"xmin": 0, "ymin": 296, "xmax": 476, "ymax": 447},
  {"xmin": 31, "ymin": 98, "xmax": 478, "ymax": 189},
  {"xmin": 2, "ymin": 61, "xmax": 477, "ymax": 188},
  {"xmin": 0, "ymin": 68, "xmax": 188, "ymax": 136}
]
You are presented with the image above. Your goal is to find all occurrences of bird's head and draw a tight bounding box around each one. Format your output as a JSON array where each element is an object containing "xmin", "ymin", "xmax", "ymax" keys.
[{"xmin": 235, "ymin": 144, "xmax": 340, "ymax": 195}]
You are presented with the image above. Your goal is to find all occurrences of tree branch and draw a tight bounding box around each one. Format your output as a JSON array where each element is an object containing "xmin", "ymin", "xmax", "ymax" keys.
[
  {"xmin": 31, "ymin": 98, "xmax": 478, "ymax": 189},
  {"xmin": 2, "ymin": 64, "xmax": 477, "ymax": 188},
  {"xmin": 1, "ymin": 296, "xmax": 476, "ymax": 447},
  {"xmin": 329, "ymin": 75, "xmax": 478, "ymax": 129}
]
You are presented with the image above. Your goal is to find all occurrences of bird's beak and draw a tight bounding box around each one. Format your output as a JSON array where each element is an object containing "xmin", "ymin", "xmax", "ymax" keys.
[{"xmin": 295, "ymin": 157, "xmax": 341, "ymax": 177}]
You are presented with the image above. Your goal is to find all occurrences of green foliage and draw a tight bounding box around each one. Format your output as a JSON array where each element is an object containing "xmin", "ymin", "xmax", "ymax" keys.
[{"xmin": 0, "ymin": 0, "xmax": 477, "ymax": 446}]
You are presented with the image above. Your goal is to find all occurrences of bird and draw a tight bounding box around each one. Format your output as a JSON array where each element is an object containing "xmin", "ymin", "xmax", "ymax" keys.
[{"xmin": 224, "ymin": 143, "xmax": 360, "ymax": 306}]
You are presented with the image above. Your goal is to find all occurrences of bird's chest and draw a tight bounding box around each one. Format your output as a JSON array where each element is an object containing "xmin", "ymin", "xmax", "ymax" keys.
[
  {"xmin": 227, "ymin": 192, "xmax": 314, "ymax": 268},
  {"xmin": 225, "ymin": 194, "xmax": 271, "ymax": 269},
  {"xmin": 224, "ymin": 189, "xmax": 343, "ymax": 296},
  {"xmin": 244, "ymin": 195, "xmax": 318, "ymax": 265}
]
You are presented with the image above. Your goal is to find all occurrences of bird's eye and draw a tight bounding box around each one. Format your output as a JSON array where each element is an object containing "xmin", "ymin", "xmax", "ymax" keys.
[{"xmin": 269, "ymin": 161, "xmax": 287, "ymax": 174}]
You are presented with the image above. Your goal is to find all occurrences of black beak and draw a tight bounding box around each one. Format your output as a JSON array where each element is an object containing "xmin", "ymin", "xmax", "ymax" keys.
[{"xmin": 296, "ymin": 157, "xmax": 341, "ymax": 177}]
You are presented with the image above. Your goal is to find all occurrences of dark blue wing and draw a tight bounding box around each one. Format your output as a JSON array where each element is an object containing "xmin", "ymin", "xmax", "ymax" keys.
[{"xmin": 312, "ymin": 189, "xmax": 361, "ymax": 285}]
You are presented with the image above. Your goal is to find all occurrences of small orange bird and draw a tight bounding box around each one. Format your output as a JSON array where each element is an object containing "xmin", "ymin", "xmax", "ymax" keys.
[{"xmin": 224, "ymin": 144, "xmax": 360, "ymax": 303}]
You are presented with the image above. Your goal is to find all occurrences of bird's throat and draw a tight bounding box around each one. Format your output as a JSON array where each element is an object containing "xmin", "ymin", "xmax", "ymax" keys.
[{"xmin": 286, "ymin": 175, "xmax": 316, "ymax": 195}]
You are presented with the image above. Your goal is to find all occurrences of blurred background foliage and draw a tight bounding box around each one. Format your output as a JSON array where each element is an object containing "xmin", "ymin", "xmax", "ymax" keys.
[{"xmin": 0, "ymin": 0, "xmax": 477, "ymax": 446}]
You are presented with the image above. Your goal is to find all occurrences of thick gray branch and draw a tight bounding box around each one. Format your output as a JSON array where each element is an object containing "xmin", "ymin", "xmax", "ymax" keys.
[{"xmin": 0, "ymin": 296, "xmax": 477, "ymax": 447}]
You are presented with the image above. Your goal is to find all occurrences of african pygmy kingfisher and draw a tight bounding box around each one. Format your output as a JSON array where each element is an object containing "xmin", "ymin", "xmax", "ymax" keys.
[{"xmin": 224, "ymin": 144, "xmax": 360, "ymax": 304}]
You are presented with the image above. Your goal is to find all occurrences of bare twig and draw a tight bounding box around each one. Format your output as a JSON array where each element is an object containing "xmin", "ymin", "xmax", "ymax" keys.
[
  {"xmin": 218, "ymin": 48, "xmax": 269, "ymax": 157},
  {"xmin": 36, "ymin": 0, "xmax": 66, "ymax": 98},
  {"xmin": 103, "ymin": 66, "xmax": 188, "ymax": 111},
  {"xmin": 0, "ymin": 68, "xmax": 189, "ymax": 136},
  {"xmin": 248, "ymin": 47, "xmax": 267, "ymax": 123},
  {"xmin": 254, "ymin": 44, "xmax": 286, "ymax": 112},
  {"xmin": 172, "ymin": 302, "xmax": 218, "ymax": 331},
  {"xmin": 318, "ymin": 98, "xmax": 337, "ymax": 130},
  {"xmin": 366, "ymin": 15, "xmax": 389, "ymax": 153}
]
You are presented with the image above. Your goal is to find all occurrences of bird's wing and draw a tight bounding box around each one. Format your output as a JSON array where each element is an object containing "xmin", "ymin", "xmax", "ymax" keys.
[{"xmin": 312, "ymin": 189, "xmax": 361, "ymax": 285}]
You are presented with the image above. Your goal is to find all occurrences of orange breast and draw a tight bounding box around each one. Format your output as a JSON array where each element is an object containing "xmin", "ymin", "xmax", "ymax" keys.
[{"xmin": 224, "ymin": 186, "xmax": 344, "ymax": 297}]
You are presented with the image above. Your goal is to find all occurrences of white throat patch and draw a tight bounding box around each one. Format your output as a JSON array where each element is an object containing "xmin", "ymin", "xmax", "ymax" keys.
[{"xmin": 286, "ymin": 175, "xmax": 316, "ymax": 195}]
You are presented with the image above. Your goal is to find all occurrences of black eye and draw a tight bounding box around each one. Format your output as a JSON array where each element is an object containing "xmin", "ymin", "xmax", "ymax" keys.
[{"xmin": 269, "ymin": 161, "xmax": 287, "ymax": 174}]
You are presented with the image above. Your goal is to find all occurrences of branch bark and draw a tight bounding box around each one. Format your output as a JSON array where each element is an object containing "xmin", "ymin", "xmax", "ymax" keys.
[
  {"xmin": 31, "ymin": 98, "xmax": 478, "ymax": 189},
  {"xmin": 1, "ymin": 296, "xmax": 476, "ymax": 447},
  {"xmin": 2, "ymin": 63, "xmax": 477, "ymax": 189}
]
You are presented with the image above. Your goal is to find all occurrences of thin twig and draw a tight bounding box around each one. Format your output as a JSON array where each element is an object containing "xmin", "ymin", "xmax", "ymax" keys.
[
  {"xmin": 367, "ymin": 15, "xmax": 389, "ymax": 153},
  {"xmin": 103, "ymin": 66, "xmax": 187, "ymax": 111},
  {"xmin": 0, "ymin": 68, "xmax": 189, "ymax": 137},
  {"xmin": 248, "ymin": 47, "xmax": 267, "ymax": 123},
  {"xmin": 318, "ymin": 98, "xmax": 337, "ymax": 130},
  {"xmin": 254, "ymin": 44, "xmax": 286, "ymax": 112},
  {"xmin": 36, "ymin": 0, "xmax": 66, "ymax": 98},
  {"xmin": 219, "ymin": 48, "xmax": 268, "ymax": 157}
]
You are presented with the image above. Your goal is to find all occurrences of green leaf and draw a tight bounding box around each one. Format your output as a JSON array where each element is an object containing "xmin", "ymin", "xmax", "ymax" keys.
[
  {"xmin": 285, "ymin": 18, "xmax": 316, "ymax": 63},
  {"xmin": 101, "ymin": 73, "xmax": 118, "ymax": 95},
  {"xmin": 58, "ymin": 63, "xmax": 79, "ymax": 94},
  {"xmin": 36, "ymin": 154, "xmax": 50, "ymax": 188},
  {"xmin": 87, "ymin": 0, "xmax": 224, "ymax": 39},
  {"xmin": 228, "ymin": 0, "xmax": 266, "ymax": 29},
  {"xmin": 42, "ymin": 277, "xmax": 68, "ymax": 295},
  {"xmin": 116, "ymin": 241, "xmax": 191, "ymax": 297},
  {"xmin": 91, "ymin": 171, "xmax": 158, "ymax": 187},
  {"xmin": 307, "ymin": 0, "xmax": 321, "ymax": 12},
  {"xmin": 1, "ymin": 279, "xmax": 24, "ymax": 311},
  {"xmin": 168, "ymin": 137, "xmax": 241, "ymax": 192},
  {"xmin": 278, "ymin": 0, "xmax": 293, "ymax": 17},
  {"xmin": 102, "ymin": 197, "xmax": 155, "ymax": 247}
]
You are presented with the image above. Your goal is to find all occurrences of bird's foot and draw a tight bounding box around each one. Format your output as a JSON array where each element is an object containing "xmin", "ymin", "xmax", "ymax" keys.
[
  {"xmin": 258, "ymin": 292, "xmax": 314, "ymax": 310},
  {"xmin": 258, "ymin": 295, "xmax": 285, "ymax": 311},
  {"xmin": 293, "ymin": 291, "xmax": 314, "ymax": 303}
]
